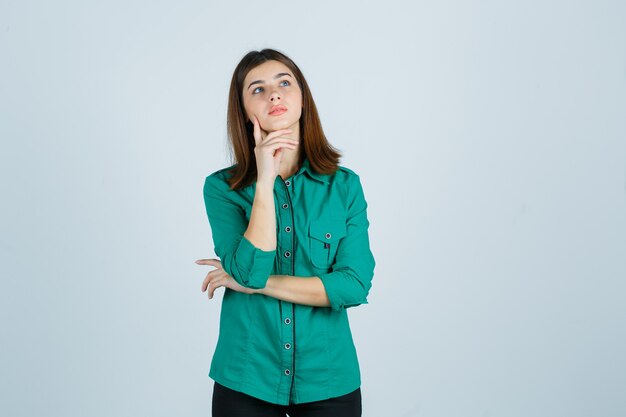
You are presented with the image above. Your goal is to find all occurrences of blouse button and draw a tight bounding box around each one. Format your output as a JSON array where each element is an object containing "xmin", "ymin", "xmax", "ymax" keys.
[
  {"xmin": 284, "ymin": 251, "xmax": 291, "ymax": 258},
  {"xmin": 284, "ymin": 369, "xmax": 291, "ymax": 376},
  {"xmin": 285, "ymin": 180, "xmax": 291, "ymax": 186},
  {"xmin": 282, "ymin": 203, "xmax": 289, "ymax": 209},
  {"xmin": 284, "ymin": 318, "xmax": 291, "ymax": 325},
  {"xmin": 285, "ymin": 226, "xmax": 292, "ymax": 233},
  {"xmin": 325, "ymin": 232, "xmax": 332, "ymax": 239},
  {"xmin": 284, "ymin": 343, "xmax": 291, "ymax": 350}
]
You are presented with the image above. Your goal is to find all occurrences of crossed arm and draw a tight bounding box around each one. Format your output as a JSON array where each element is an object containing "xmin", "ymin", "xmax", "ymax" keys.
[
  {"xmin": 197, "ymin": 258, "xmax": 331, "ymax": 308},
  {"xmin": 201, "ymin": 172, "xmax": 374, "ymax": 312},
  {"xmin": 200, "ymin": 177, "xmax": 331, "ymax": 307},
  {"xmin": 253, "ymin": 275, "xmax": 331, "ymax": 307}
]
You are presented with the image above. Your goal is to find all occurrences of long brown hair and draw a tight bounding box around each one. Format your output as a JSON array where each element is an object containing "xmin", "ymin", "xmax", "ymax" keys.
[{"xmin": 224, "ymin": 48, "xmax": 342, "ymax": 190}]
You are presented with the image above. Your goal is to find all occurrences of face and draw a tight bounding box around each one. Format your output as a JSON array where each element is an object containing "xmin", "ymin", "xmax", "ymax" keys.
[{"xmin": 241, "ymin": 60, "xmax": 303, "ymax": 135}]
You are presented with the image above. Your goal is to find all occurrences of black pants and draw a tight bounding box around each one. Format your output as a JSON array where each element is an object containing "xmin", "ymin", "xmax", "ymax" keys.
[{"xmin": 212, "ymin": 382, "xmax": 362, "ymax": 417}]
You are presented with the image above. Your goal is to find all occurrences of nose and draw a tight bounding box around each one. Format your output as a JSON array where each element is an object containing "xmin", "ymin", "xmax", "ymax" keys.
[{"xmin": 269, "ymin": 87, "xmax": 281, "ymax": 101}]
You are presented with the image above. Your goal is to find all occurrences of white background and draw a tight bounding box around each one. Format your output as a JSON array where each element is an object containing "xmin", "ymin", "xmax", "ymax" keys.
[{"xmin": 1, "ymin": 1, "xmax": 625, "ymax": 416}]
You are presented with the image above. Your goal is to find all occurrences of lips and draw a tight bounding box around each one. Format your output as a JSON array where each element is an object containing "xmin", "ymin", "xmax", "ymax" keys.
[{"xmin": 269, "ymin": 105, "xmax": 287, "ymax": 115}]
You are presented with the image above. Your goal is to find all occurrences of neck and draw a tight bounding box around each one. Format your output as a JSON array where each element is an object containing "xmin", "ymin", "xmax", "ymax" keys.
[
  {"xmin": 279, "ymin": 150, "xmax": 300, "ymax": 179},
  {"xmin": 278, "ymin": 119, "xmax": 301, "ymax": 178}
]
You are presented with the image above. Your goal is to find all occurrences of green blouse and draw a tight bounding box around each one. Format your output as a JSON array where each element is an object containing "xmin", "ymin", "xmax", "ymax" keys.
[{"xmin": 202, "ymin": 156, "xmax": 376, "ymax": 405}]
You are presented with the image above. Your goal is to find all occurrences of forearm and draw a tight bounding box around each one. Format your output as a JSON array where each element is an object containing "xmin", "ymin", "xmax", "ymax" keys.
[
  {"xmin": 243, "ymin": 180, "xmax": 276, "ymax": 251},
  {"xmin": 252, "ymin": 275, "xmax": 331, "ymax": 308}
]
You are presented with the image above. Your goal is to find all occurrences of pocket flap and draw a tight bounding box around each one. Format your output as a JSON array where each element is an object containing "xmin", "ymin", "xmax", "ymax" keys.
[{"xmin": 308, "ymin": 220, "xmax": 347, "ymax": 243}]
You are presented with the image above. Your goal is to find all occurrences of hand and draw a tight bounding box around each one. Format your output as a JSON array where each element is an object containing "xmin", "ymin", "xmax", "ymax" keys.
[
  {"xmin": 252, "ymin": 115, "xmax": 299, "ymax": 184},
  {"xmin": 195, "ymin": 258, "xmax": 256, "ymax": 299}
]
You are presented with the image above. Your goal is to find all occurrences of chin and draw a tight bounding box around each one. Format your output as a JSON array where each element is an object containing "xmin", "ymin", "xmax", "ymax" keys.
[{"xmin": 266, "ymin": 116, "xmax": 298, "ymax": 131}]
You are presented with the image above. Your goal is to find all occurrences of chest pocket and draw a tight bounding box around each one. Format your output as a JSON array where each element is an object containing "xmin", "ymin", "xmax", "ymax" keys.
[{"xmin": 308, "ymin": 220, "xmax": 347, "ymax": 269}]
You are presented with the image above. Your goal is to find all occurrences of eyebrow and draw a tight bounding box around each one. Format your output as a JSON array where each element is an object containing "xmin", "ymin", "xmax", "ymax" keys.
[{"xmin": 247, "ymin": 73, "xmax": 293, "ymax": 91}]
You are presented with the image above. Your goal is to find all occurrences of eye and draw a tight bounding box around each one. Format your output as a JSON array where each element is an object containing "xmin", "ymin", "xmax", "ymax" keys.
[{"xmin": 251, "ymin": 80, "xmax": 291, "ymax": 95}]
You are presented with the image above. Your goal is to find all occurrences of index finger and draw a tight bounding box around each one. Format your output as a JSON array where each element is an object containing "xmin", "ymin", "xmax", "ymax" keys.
[{"xmin": 195, "ymin": 258, "xmax": 222, "ymax": 266}]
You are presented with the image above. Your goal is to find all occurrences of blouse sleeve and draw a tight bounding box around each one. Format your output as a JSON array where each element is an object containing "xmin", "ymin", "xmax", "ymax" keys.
[
  {"xmin": 317, "ymin": 174, "xmax": 376, "ymax": 311},
  {"xmin": 203, "ymin": 174, "xmax": 275, "ymax": 289}
]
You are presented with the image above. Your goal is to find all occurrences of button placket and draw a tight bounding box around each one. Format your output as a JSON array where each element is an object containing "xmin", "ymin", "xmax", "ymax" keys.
[{"xmin": 276, "ymin": 176, "xmax": 295, "ymax": 388}]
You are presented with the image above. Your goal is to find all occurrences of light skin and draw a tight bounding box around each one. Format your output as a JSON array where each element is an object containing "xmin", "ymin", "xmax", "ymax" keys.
[{"xmin": 196, "ymin": 60, "xmax": 331, "ymax": 308}]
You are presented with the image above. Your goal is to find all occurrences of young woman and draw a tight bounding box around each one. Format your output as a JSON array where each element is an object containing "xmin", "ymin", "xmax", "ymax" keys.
[{"xmin": 196, "ymin": 48, "xmax": 376, "ymax": 417}]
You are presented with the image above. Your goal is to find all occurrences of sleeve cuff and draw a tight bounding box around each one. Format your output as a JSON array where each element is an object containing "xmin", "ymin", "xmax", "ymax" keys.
[
  {"xmin": 234, "ymin": 235, "xmax": 276, "ymax": 288},
  {"xmin": 318, "ymin": 271, "xmax": 369, "ymax": 312}
]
